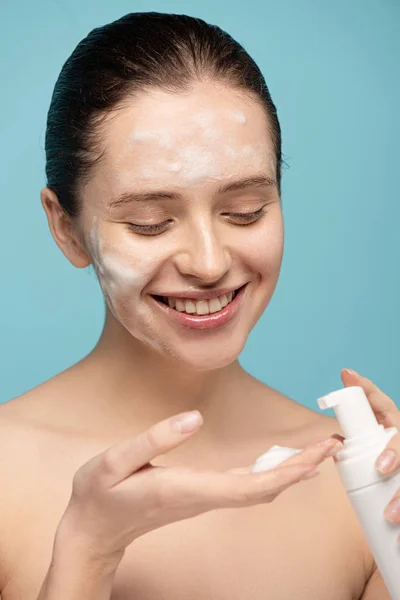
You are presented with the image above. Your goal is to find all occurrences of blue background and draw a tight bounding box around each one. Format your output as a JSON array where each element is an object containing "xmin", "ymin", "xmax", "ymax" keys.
[{"xmin": 1, "ymin": 0, "xmax": 399, "ymax": 414}]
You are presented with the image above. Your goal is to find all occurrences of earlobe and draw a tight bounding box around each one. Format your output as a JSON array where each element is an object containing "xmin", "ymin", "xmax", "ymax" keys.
[{"xmin": 40, "ymin": 187, "xmax": 92, "ymax": 268}]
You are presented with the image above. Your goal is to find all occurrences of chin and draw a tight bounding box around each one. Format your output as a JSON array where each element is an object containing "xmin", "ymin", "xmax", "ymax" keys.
[{"xmin": 161, "ymin": 335, "xmax": 247, "ymax": 372}]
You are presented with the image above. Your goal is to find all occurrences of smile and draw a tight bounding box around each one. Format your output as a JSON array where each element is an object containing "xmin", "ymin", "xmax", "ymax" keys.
[
  {"xmin": 150, "ymin": 284, "xmax": 248, "ymax": 331},
  {"xmin": 154, "ymin": 288, "xmax": 240, "ymax": 315}
]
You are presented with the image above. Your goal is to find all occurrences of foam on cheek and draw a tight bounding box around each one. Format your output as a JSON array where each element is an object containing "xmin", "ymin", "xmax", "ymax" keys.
[{"xmin": 88, "ymin": 217, "xmax": 163, "ymax": 350}]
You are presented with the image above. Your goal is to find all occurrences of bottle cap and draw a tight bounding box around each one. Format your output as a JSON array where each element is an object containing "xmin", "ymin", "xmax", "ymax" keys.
[{"xmin": 317, "ymin": 385, "xmax": 379, "ymax": 438}]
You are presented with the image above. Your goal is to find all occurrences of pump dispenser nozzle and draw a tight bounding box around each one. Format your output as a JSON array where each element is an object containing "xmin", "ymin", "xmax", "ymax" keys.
[{"xmin": 317, "ymin": 385, "xmax": 380, "ymax": 438}]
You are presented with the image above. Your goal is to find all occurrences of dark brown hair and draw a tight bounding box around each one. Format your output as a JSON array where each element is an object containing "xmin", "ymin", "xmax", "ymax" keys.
[{"xmin": 44, "ymin": 11, "xmax": 283, "ymax": 219}]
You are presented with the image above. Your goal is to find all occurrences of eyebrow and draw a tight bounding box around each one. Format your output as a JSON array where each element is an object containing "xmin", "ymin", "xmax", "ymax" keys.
[{"xmin": 107, "ymin": 174, "xmax": 277, "ymax": 210}]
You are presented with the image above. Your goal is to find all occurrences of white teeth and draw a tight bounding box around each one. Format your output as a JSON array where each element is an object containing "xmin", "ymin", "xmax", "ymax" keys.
[
  {"xmin": 184, "ymin": 300, "xmax": 196, "ymax": 313},
  {"xmin": 196, "ymin": 300, "xmax": 209, "ymax": 315},
  {"xmin": 219, "ymin": 294, "xmax": 228, "ymax": 308},
  {"xmin": 162, "ymin": 289, "xmax": 238, "ymax": 315},
  {"xmin": 208, "ymin": 297, "xmax": 222, "ymax": 313},
  {"xmin": 175, "ymin": 299, "xmax": 185, "ymax": 312}
]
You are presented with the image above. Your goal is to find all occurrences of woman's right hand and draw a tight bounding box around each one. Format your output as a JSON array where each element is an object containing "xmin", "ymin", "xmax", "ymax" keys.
[{"xmin": 55, "ymin": 410, "xmax": 343, "ymax": 564}]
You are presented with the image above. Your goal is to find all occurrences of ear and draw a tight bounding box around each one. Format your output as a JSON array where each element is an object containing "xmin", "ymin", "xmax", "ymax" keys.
[{"xmin": 40, "ymin": 187, "xmax": 91, "ymax": 268}]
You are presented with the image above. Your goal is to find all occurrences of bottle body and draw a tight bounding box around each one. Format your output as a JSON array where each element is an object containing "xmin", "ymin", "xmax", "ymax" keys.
[
  {"xmin": 333, "ymin": 425, "xmax": 400, "ymax": 600},
  {"xmin": 347, "ymin": 473, "xmax": 400, "ymax": 600}
]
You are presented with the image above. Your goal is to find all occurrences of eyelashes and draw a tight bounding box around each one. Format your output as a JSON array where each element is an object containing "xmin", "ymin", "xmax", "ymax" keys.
[{"xmin": 126, "ymin": 205, "xmax": 269, "ymax": 236}]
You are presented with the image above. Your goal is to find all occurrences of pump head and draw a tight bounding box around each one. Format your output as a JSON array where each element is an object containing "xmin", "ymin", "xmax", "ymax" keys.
[{"xmin": 317, "ymin": 385, "xmax": 380, "ymax": 439}]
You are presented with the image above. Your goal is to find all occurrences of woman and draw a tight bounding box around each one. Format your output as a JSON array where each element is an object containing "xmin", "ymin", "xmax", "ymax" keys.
[{"xmin": 0, "ymin": 11, "xmax": 398, "ymax": 600}]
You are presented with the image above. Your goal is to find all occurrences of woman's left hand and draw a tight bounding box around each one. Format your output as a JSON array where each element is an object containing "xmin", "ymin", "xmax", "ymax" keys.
[{"xmin": 340, "ymin": 368, "xmax": 400, "ymax": 525}]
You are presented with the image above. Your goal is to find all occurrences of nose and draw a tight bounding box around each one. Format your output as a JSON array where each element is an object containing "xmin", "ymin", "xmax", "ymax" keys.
[{"xmin": 174, "ymin": 218, "xmax": 232, "ymax": 284}]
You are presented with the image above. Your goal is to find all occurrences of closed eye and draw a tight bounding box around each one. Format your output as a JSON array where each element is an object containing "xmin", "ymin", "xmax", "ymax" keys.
[
  {"xmin": 126, "ymin": 205, "xmax": 269, "ymax": 236},
  {"xmin": 225, "ymin": 206, "xmax": 267, "ymax": 222}
]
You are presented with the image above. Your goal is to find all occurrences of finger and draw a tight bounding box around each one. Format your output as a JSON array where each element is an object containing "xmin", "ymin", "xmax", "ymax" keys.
[
  {"xmin": 226, "ymin": 465, "xmax": 254, "ymax": 475},
  {"xmin": 341, "ymin": 369, "xmax": 398, "ymax": 428},
  {"xmin": 225, "ymin": 464, "xmax": 253, "ymax": 475},
  {"xmin": 227, "ymin": 436, "xmax": 344, "ymax": 476},
  {"xmin": 279, "ymin": 436, "xmax": 344, "ymax": 469},
  {"xmin": 164, "ymin": 462, "xmax": 322, "ymax": 511},
  {"xmin": 78, "ymin": 411, "xmax": 204, "ymax": 487},
  {"xmin": 375, "ymin": 432, "xmax": 400, "ymax": 475},
  {"xmin": 384, "ymin": 489, "xmax": 400, "ymax": 524},
  {"xmin": 217, "ymin": 463, "xmax": 322, "ymax": 507}
]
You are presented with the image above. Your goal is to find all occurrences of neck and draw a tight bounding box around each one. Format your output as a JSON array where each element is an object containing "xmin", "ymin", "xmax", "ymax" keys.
[{"xmin": 81, "ymin": 308, "xmax": 252, "ymax": 436}]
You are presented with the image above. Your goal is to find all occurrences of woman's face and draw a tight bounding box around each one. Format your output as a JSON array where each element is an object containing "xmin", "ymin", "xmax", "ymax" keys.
[{"xmin": 79, "ymin": 81, "xmax": 284, "ymax": 370}]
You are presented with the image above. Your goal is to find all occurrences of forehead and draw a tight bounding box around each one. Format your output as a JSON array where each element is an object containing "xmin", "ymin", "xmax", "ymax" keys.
[{"xmin": 99, "ymin": 82, "xmax": 275, "ymax": 191}]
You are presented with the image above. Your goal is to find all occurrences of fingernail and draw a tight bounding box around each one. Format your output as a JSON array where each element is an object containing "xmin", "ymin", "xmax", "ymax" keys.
[
  {"xmin": 317, "ymin": 438, "xmax": 341, "ymax": 452},
  {"xmin": 171, "ymin": 411, "xmax": 202, "ymax": 433},
  {"xmin": 385, "ymin": 498, "xmax": 400, "ymax": 522},
  {"xmin": 376, "ymin": 449, "xmax": 397, "ymax": 473},
  {"xmin": 344, "ymin": 368, "xmax": 358, "ymax": 376},
  {"xmin": 325, "ymin": 442, "xmax": 344, "ymax": 457}
]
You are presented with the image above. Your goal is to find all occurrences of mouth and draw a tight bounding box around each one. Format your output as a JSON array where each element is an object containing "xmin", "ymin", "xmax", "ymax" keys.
[
  {"xmin": 150, "ymin": 283, "xmax": 249, "ymax": 331},
  {"xmin": 152, "ymin": 284, "xmax": 244, "ymax": 309}
]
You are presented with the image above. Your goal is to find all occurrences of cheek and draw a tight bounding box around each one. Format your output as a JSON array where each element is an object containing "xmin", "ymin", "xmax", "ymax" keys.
[
  {"xmin": 87, "ymin": 231, "xmax": 150, "ymax": 316},
  {"xmin": 99, "ymin": 252, "xmax": 154, "ymax": 308},
  {"xmin": 241, "ymin": 214, "xmax": 284, "ymax": 276}
]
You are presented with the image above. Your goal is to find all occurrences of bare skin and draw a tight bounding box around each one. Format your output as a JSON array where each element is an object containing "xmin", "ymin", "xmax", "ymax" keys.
[{"xmin": 0, "ymin": 359, "xmax": 374, "ymax": 600}]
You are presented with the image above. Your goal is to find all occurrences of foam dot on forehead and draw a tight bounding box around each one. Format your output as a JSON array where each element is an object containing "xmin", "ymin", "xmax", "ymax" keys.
[
  {"xmin": 191, "ymin": 109, "xmax": 217, "ymax": 127},
  {"xmin": 129, "ymin": 129, "xmax": 173, "ymax": 149},
  {"xmin": 233, "ymin": 111, "xmax": 247, "ymax": 124}
]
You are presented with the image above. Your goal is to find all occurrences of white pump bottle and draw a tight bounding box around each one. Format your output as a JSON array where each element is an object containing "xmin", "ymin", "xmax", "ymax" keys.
[
  {"xmin": 317, "ymin": 385, "xmax": 400, "ymax": 599},
  {"xmin": 251, "ymin": 385, "xmax": 400, "ymax": 599}
]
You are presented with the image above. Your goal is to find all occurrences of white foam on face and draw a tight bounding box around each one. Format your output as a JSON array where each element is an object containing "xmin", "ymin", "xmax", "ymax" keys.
[
  {"xmin": 118, "ymin": 107, "xmax": 274, "ymax": 187},
  {"xmin": 233, "ymin": 111, "xmax": 247, "ymax": 124},
  {"xmin": 88, "ymin": 217, "xmax": 163, "ymax": 350},
  {"xmin": 191, "ymin": 108, "xmax": 217, "ymax": 128},
  {"xmin": 129, "ymin": 129, "xmax": 174, "ymax": 149}
]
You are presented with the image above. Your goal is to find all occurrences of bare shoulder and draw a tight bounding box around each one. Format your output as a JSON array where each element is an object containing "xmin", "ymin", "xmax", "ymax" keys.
[
  {"xmin": 0, "ymin": 390, "xmax": 48, "ymax": 476},
  {"xmin": 247, "ymin": 376, "xmax": 345, "ymax": 441},
  {"xmin": 0, "ymin": 385, "xmax": 64, "ymax": 464},
  {"xmin": 0, "ymin": 386, "xmax": 59, "ymax": 500},
  {"xmin": 0, "ymin": 383, "xmax": 84, "ymax": 592},
  {"xmin": 0, "ymin": 394, "xmax": 40, "ymax": 592}
]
